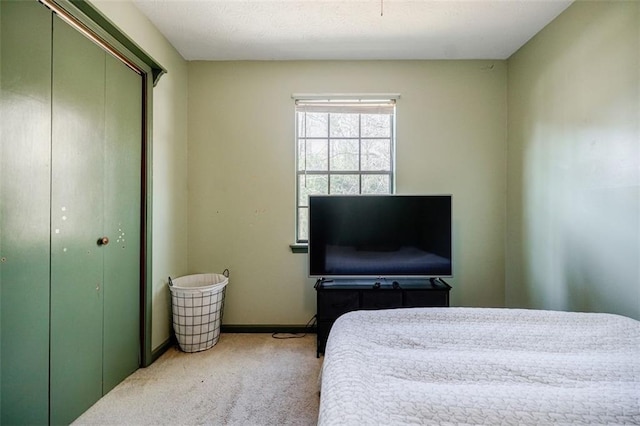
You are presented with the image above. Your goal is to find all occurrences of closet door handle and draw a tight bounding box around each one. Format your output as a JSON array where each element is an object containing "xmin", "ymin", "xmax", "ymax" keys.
[{"xmin": 97, "ymin": 236, "xmax": 109, "ymax": 246}]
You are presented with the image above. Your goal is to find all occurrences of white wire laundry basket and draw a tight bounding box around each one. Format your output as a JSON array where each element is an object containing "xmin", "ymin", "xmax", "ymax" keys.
[{"xmin": 168, "ymin": 269, "xmax": 229, "ymax": 353}]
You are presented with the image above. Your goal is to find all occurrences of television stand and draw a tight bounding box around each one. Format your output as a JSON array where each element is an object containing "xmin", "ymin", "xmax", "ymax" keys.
[{"xmin": 315, "ymin": 278, "xmax": 451, "ymax": 357}]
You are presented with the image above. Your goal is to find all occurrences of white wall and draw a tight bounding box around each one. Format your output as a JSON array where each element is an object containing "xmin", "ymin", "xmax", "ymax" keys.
[
  {"xmin": 506, "ymin": 0, "xmax": 640, "ymax": 319},
  {"xmin": 188, "ymin": 61, "xmax": 507, "ymax": 325},
  {"xmin": 90, "ymin": 1, "xmax": 189, "ymax": 349}
]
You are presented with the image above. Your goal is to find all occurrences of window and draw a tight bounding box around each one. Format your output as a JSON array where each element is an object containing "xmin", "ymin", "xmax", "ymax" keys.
[{"xmin": 295, "ymin": 97, "xmax": 397, "ymax": 242}]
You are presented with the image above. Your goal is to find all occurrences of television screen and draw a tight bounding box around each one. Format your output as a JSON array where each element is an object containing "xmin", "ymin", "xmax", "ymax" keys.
[{"xmin": 308, "ymin": 195, "xmax": 452, "ymax": 278}]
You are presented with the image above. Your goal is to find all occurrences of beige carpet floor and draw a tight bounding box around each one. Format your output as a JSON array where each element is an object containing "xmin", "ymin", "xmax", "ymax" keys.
[{"xmin": 73, "ymin": 333, "xmax": 322, "ymax": 425}]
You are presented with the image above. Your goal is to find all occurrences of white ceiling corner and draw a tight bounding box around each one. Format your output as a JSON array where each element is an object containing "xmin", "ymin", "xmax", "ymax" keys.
[{"xmin": 131, "ymin": 0, "xmax": 574, "ymax": 61}]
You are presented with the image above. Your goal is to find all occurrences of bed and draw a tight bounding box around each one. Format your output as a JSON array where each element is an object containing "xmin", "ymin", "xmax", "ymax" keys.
[{"xmin": 318, "ymin": 307, "xmax": 640, "ymax": 425}]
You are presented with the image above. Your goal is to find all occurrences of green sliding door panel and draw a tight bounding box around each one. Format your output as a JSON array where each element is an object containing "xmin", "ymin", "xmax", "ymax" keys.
[
  {"xmin": 1, "ymin": 1, "xmax": 146, "ymax": 423},
  {"xmin": 0, "ymin": 1, "xmax": 52, "ymax": 424},
  {"xmin": 50, "ymin": 15, "xmax": 106, "ymax": 425},
  {"xmin": 102, "ymin": 53, "xmax": 142, "ymax": 394}
]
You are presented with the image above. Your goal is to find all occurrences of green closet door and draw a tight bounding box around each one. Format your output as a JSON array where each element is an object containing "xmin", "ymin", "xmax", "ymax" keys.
[
  {"xmin": 103, "ymin": 53, "xmax": 142, "ymax": 394},
  {"xmin": 2, "ymin": 2, "xmax": 144, "ymax": 423},
  {"xmin": 50, "ymin": 13, "xmax": 143, "ymax": 424},
  {"xmin": 50, "ymin": 15, "xmax": 106, "ymax": 425},
  {"xmin": 0, "ymin": 1, "xmax": 52, "ymax": 424}
]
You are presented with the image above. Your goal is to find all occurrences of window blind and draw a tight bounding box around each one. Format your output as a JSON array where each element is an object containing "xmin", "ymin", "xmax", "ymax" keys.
[{"xmin": 295, "ymin": 99, "xmax": 396, "ymax": 115}]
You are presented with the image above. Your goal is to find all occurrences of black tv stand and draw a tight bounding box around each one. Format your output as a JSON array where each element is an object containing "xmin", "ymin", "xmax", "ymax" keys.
[{"xmin": 315, "ymin": 278, "xmax": 451, "ymax": 356}]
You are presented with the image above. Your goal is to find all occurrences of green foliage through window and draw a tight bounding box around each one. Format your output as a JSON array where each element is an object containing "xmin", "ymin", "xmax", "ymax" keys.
[{"xmin": 295, "ymin": 98, "xmax": 396, "ymax": 242}]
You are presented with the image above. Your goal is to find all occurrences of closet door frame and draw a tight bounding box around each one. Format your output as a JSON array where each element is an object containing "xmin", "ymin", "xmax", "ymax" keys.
[{"xmin": 40, "ymin": 0, "xmax": 166, "ymax": 367}]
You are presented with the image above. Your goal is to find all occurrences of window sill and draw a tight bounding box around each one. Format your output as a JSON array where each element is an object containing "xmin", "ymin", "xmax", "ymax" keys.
[{"xmin": 290, "ymin": 243, "xmax": 308, "ymax": 254}]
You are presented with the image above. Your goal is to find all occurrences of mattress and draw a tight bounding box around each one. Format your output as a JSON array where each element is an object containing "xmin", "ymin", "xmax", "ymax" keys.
[{"xmin": 318, "ymin": 308, "xmax": 640, "ymax": 425}]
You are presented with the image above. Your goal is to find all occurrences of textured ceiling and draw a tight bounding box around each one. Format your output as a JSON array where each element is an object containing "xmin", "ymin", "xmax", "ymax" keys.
[{"xmin": 132, "ymin": 0, "xmax": 573, "ymax": 61}]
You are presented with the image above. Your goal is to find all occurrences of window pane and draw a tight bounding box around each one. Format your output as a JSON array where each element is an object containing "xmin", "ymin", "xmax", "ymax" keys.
[
  {"xmin": 362, "ymin": 175, "xmax": 390, "ymax": 194},
  {"xmin": 330, "ymin": 175, "xmax": 359, "ymax": 195},
  {"xmin": 330, "ymin": 139, "xmax": 359, "ymax": 171},
  {"xmin": 298, "ymin": 207, "xmax": 308, "ymax": 241},
  {"xmin": 297, "ymin": 138, "xmax": 305, "ymax": 171},
  {"xmin": 330, "ymin": 113, "xmax": 359, "ymax": 138},
  {"xmin": 361, "ymin": 139, "xmax": 391, "ymax": 171},
  {"xmin": 361, "ymin": 114, "xmax": 391, "ymax": 137},
  {"xmin": 305, "ymin": 139, "xmax": 328, "ymax": 171},
  {"xmin": 297, "ymin": 113, "xmax": 304, "ymax": 138},
  {"xmin": 298, "ymin": 174, "xmax": 328, "ymax": 206},
  {"xmin": 296, "ymin": 101, "xmax": 396, "ymax": 241},
  {"xmin": 304, "ymin": 112, "xmax": 328, "ymax": 137}
]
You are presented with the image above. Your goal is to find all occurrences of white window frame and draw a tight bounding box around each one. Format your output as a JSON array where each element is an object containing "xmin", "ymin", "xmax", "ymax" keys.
[{"xmin": 294, "ymin": 94, "xmax": 398, "ymax": 243}]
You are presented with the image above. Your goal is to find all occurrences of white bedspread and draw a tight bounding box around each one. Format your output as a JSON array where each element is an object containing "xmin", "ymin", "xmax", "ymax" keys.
[{"xmin": 318, "ymin": 308, "xmax": 640, "ymax": 425}]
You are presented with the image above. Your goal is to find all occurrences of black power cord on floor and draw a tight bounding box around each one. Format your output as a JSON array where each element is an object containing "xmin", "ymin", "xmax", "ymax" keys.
[{"xmin": 271, "ymin": 315, "xmax": 317, "ymax": 339}]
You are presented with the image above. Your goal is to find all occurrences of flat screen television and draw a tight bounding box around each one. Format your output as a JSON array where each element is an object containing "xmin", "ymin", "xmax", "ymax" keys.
[{"xmin": 308, "ymin": 195, "xmax": 452, "ymax": 278}]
